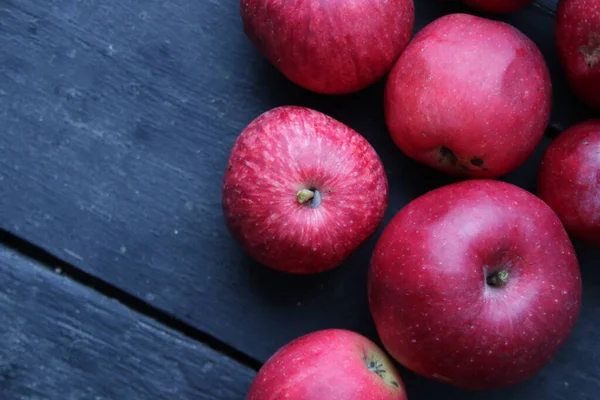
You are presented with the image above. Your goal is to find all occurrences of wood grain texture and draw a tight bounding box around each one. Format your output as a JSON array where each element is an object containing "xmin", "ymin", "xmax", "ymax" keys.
[
  {"xmin": 0, "ymin": 1, "xmax": 599, "ymax": 398},
  {"xmin": 535, "ymin": 0, "xmax": 559, "ymax": 11},
  {"xmin": 0, "ymin": 245, "xmax": 255, "ymax": 399}
]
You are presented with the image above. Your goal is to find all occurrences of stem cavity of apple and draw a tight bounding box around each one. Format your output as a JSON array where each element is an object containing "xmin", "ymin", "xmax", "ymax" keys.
[
  {"xmin": 296, "ymin": 188, "xmax": 322, "ymax": 208},
  {"xmin": 486, "ymin": 269, "xmax": 510, "ymax": 288},
  {"xmin": 580, "ymin": 32, "xmax": 600, "ymax": 67},
  {"xmin": 363, "ymin": 353, "xmax": 401, "ymax": 390}
]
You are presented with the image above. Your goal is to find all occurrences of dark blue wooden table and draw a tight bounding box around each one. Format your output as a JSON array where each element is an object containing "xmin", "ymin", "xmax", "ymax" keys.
[{"xmin": 1, "ymin": 0, "xmax": 598, "ymax": 398}]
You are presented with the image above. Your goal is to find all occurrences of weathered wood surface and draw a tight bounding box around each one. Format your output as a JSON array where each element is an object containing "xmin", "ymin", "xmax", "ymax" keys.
[
  {"xmin": 1, "ymin": 2, "xmax": 599, "ymax": 398},
  {"xmin": 0, "ymin": 245, "xmax": 255, "ymax": 399}
]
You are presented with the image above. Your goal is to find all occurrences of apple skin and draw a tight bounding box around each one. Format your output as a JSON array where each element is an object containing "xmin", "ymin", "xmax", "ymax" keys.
[
  {"xmin": 384, "ymin": 13, "xmax": 551, "ymax": 178},
  {"xmin": 556, "ymin": 0, "xmax": 600, "ymax": 109},
  {"xmin": 222, "ymin": 106, "xmax": 388, "ymax": 274},
  {"xmin": 461, "ymin": 0, "xmax": 534, "ymax": 13},
  {"xmin": 538, "ymin": 120, "xmax": 600, "ymax": 247},
  {"xmin": 239, "ymin": 0, "xmax": 414, "ymax": 94},
  {"xmin": 246, "ymin": 329, "xmax": 407, "ymax": 400},
  {"xmin": 368, "ymin": 179, "xmax": 582, "ymax": 390}
]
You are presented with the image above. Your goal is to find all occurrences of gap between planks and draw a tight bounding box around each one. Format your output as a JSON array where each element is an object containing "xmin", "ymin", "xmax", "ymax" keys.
[
  {"xmin": 0, "ymin": 120, "xmax": 562, "ymax": 373},
  {"xmin": 532, "ymin": 0, "xmax": 557, "ymax": 16},
  {"xmin": 0, "ymin": 228, "xmax": 263, "ymax": 372}
]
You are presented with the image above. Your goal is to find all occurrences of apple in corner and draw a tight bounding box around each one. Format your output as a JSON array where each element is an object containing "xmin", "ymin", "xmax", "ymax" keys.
[
  {"xmin": 246, "ymin": 329, "xmax": 407, "ymax": 400},
  {"xmin": 461, "ymin": 0, "xmax": 535, "ymax": 13},
  {"xmin": 384, "ymin": 13, "xmax": 551, "ymax": 178},
  {"xmin": 556, "ymin": 0, "xmax": 600, "ymax": 109},
  {"xmin": 222, "ymin": 106, "xmax": 388, "ymax": 274},
  {"xmin": 538, "ymin": 120, "xmax": 600, "ymax": 246},
  {"xmin": 368, "ymin": 179, "xmax": 582, "ymax": 390},
  {"xmin": 240, "ymin": 0, "xmax": 414, "ymax": 94}
]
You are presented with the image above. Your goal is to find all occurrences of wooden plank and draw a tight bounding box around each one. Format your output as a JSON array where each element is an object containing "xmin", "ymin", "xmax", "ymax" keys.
[
  {"xmin": 535, "ymin": 0, "xmax": 558, "ymax": 11},
  {"xmin": 0, "ymin": 0, "xmax": 598, "ymax": 372},
  {"xmin": 0, "ymin": 245, "xmax": 255, "ymax": 399}
]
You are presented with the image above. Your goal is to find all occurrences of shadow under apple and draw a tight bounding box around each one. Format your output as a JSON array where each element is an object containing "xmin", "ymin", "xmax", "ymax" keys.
[{"xmin": 240, "ymin": 226, "xmax": 381, "ymax": 338}]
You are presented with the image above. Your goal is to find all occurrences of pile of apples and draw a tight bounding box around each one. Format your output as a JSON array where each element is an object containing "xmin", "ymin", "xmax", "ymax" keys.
[{"xmin": 223, "ymin": 0, "xmax": 600, "ymax": 398}]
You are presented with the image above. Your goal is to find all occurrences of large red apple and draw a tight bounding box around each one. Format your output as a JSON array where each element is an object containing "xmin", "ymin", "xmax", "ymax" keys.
[
  {"xmin": 239, "ymin": 0, "xmax": 414, "ymax": 94},
  {"xmin": 368, "ymin": 179, "xmax": 582, "ymax": 390},
  {"xmin": 461, "ymin": 0, "xmax": 534, "ymax": 13},
  {"xmin": 538, "ymin": 120, "xmax": 600, "ymax": 246},
  {"xmin": 247, "ymin": 329, "xmax": 407, "ymax": 400},
  {"xmin": 556, "ymin": 0, "xmax": 600, "ymax": 109},
  {"xmin": 222, "ymin": 106, "xmax": 388, "ymax": 274},
  {"xmin": 384, "ymin": 13, "xmax": 551, "ymax": 178}
]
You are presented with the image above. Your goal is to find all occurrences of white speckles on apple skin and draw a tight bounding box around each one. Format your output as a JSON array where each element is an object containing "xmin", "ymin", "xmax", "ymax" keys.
[
  {"xmin": 240, "ymin": 0, "xmax": 414, "ymax": 94},
  {"xmin": 556, "ymin": 0, "xmax": 600, "ymax": 109},
  {"xmin": 538, "ymin": 119, "xmax": 600, "ymax": 246},
  {"xmin": 247, "ymin": 329, "xmax": 407, "ymax": 400},
  {"xmin": 384, "ymin": 13, "xmax": 551, "ymax": 179},
  {"xmin": 222, "ymin": 106, "xmax": 388, "ymax": 274},
  {"xmin": 368, "ymin": 179, "xmax": 582, "ymax": 391}
]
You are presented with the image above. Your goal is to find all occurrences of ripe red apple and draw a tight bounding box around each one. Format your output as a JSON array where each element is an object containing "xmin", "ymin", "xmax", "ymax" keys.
[
  {"xmin": 239, "ymin": 0, "xmax": 414, "ymax": 94},
  {"xmin": 368, "ymin": 179, "xmax": 582, "ymax": 390},
  {"xmin": 461, "ymin": 0, "xmax": 534, "ymax": 13},
  {"xmin": 222, "ymin": 106, "xmax": 388, "ymax": 274},
  {"xmin": 384, "ymin": 13, "xmax": 551, "ymax": 178},
  {"xmin": 556, "ymin": 0, "xmax": 600, "ymax": 109},
  {"xmin": 247, "ymin": 329, "xmax": 407, "ymax": 400},
  {"xmin": 538, "ymin": 120, "xmax": 600, "ymax": 246}
]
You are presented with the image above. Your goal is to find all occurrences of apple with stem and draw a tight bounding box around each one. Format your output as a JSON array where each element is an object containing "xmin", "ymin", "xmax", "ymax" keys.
[
  {"xmin": 556, "ymin": 0, "xmax": 600, "ymax": 109},
  {"xmin": 246, "ymin": 329, "xmax": 407, "ymax": 400},
  {"xmin": 222, "ymin": 106, "xmax": 388, "ymax": 274},
  {"xmin": 538, "ymin": 120, "xmax": 600, "ymax": 247},
  {"xmin": 384, "ymin": 13, "xmax": 551, "ymax": 178},
  {"xmin": 240, "ymin": 0, "xmax": 414, "ymax": 94},
  {"xmin": 368, "ymin": 179, "xmax": 582, "ymax": 390}
]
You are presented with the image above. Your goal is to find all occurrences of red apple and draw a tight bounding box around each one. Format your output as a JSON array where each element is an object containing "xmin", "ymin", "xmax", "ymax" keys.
[
  {"xmin": 384, "ymin": 13, "xmax": 551, "ymax": 178},
  {"xmin": 222, "ymin": 106, "xmax": 388, "ymax": 274},
  {"xmin": 247, "ymin": 329, "xmax": 407, "ymax": 400},
  {"xmin": 556, "ymin": 0, "xmax": 600, "ymax": 109},
  {"xmin": 538, "ymin": 120, "xmax": 600, "ymax": 246},
  {"xmin": 368, "ymin": 179, "xmax": 582, "ymax": 390},
  {"xmin": 239, "ymin": 0, "xmax": 414, "ymax": 94},
  {"xmin": 461, "ymin": 0, "xmax": 534, "ymax": 13}
]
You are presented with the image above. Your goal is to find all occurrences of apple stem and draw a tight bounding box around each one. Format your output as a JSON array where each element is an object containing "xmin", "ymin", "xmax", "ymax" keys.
[
  {"xmin": 297, "ymin": 189, "xmax": 315, "ymax": 204},
  {"xmin": 487, "ymin": 269, "xmax": 509, "ymax": 288}
]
